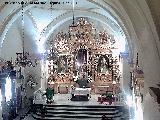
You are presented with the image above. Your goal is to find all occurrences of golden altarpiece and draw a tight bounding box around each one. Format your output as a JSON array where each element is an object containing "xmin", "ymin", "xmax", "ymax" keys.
[{"xmin": 47, "ymin": 18, "xmax": 121, "ymax": 94}]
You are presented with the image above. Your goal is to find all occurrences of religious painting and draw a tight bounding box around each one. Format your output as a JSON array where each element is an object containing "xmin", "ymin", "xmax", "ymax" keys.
[
  {"xmin": 77, "ymin": 48, "xmax": 87, "ymax": 65},
  {"xmin": 97, "ymin": 55, "xmax": 110, "ymax": 73},
  {"xmin": 57, "ymin": 56, "xmax": 68, "ymax": 73}
]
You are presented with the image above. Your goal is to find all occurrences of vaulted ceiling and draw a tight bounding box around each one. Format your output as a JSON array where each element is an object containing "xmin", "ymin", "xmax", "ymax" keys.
[
  {"xmin": 145, "ymin": 0, "xmax": 160, "ymax": 39},
  {"xmin": 0, "ymin": 0, "xmax": 159, "ymax": 60},
  {"xmin": 0, "ymin": 0, "xmax": 126, "ymax": 53}
]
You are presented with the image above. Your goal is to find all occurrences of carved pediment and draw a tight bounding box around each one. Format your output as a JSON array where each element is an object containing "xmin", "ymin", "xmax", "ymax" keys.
[{"xmin": 50, "ymin": 17, "xmax": 117, "ymax": 55}]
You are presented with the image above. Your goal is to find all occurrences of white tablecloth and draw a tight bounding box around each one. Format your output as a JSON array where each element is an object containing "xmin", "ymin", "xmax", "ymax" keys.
[{"xmin": 71, "ymin": 88, "xmax": 91, "ymax": 95}]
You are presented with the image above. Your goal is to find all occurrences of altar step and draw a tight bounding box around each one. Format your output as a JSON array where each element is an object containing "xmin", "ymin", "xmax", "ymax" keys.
[{"xmin": 32, "ymin": 104, "xmax": 129, "ymax": 120}]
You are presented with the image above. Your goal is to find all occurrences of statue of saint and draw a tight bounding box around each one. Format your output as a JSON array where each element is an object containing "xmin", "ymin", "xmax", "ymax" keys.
[
  {"xmin": 58, "ymin": 57, "xmax": 67, "ymax": 73},
  {"xmin": 98, "ymin": 56, "xmax": 109, "ymax": 73}
]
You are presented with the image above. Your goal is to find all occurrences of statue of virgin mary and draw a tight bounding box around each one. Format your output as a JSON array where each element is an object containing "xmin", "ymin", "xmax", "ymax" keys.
[{"xmin": 98, "ymin": 57, "xmax": 109, "ymax": 73}]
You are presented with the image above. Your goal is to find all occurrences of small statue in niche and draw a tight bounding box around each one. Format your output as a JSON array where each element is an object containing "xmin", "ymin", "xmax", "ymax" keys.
[
  {"xmin": 100, "ymin": 58, "xmax": 108, "ymax": 73},
  {"xmin": 58, "ymin": 56, "xmax": 67, "ymax": 73},
  {"xmin": 97, "ymin": 56, "xmax": 109, "ymax": 73},
  {"xmin": 77, "ymin": 49, "xmax": 87, "ymax": 65}
]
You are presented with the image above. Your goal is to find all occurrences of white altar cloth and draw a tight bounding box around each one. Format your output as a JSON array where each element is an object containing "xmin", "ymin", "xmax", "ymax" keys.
[{"xmin": 71, "ymin": 88, "xmax": 91, "ymax": 95}]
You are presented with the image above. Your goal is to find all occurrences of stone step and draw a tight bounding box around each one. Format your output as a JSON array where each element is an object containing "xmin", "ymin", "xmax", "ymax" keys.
[
  {"xmin": 44, "ymin": 104, "xmax": 123, "ymax": 108},
  {"xmin": 46, "ymin": 109, "xmax": 120, "ymax": 114},
  {"xmin": 32, "ymin": 114, "xmax": 129, "ymax": 120},
  {"xmin": 45, "ymin": 107, "xmax": 118, "ymax": 111},
  {"xmin": 36, "ymin": 112, "xmax": 123, "ymax": 117},
  {"xmin": 32, "ymin": 114, "xmax": 124, "ymax": 120},
  {"xmin": 32, "ymin": 115, "xmax": 117, "ymax": 120},
  {"xmin": 33, "ymin": 111, "xmax": 123, "ymax": 119},
  {"xmin": 32, "ymin": 104, "xmax": 128, "ymax": 120},
  {"xmin": 37, "ymin": 111, "xmax": 123, "ymax": 116}
]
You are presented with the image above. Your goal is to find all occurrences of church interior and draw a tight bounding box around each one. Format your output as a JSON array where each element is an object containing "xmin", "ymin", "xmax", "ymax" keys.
[{"xmin": 0, "ymin": 0, "xmax": 160, "ymax": 120}]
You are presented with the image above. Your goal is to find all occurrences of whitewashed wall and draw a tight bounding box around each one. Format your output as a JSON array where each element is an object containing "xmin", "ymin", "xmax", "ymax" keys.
[{"xmin": 0, "ymin": 21, "xmax": 22, "ymax": 60}]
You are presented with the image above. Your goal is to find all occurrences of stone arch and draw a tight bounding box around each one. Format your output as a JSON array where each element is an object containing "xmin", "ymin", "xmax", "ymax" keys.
[
  {"xmin": 38, "ymin": 11, "xmax": 127, "ymax": 51},
  {"xmin": 0, "ymin": 0, "xmax": 133, "ymax": 56}
]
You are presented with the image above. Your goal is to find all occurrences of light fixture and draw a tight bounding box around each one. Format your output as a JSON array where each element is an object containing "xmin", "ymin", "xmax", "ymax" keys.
[
  {"xmin": 69, "ymin": 0, "xmax": 77, "ymax": 30},
  {"xmin": 5, "ymin": 76, "xmax": 12, "ymax": 102},
  {"xmin": 72, "ymin": 0, "xmax": 75, "ymax": 25},
  {"xmin": 15, "ymin": 3, "xmax": 37, "ymax": 67}
]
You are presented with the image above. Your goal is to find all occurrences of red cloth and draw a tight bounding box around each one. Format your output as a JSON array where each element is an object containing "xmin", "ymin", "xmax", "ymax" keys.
[{"xmin": 97, "ymin": 96, "xmax": 116, "ymax": 102}]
